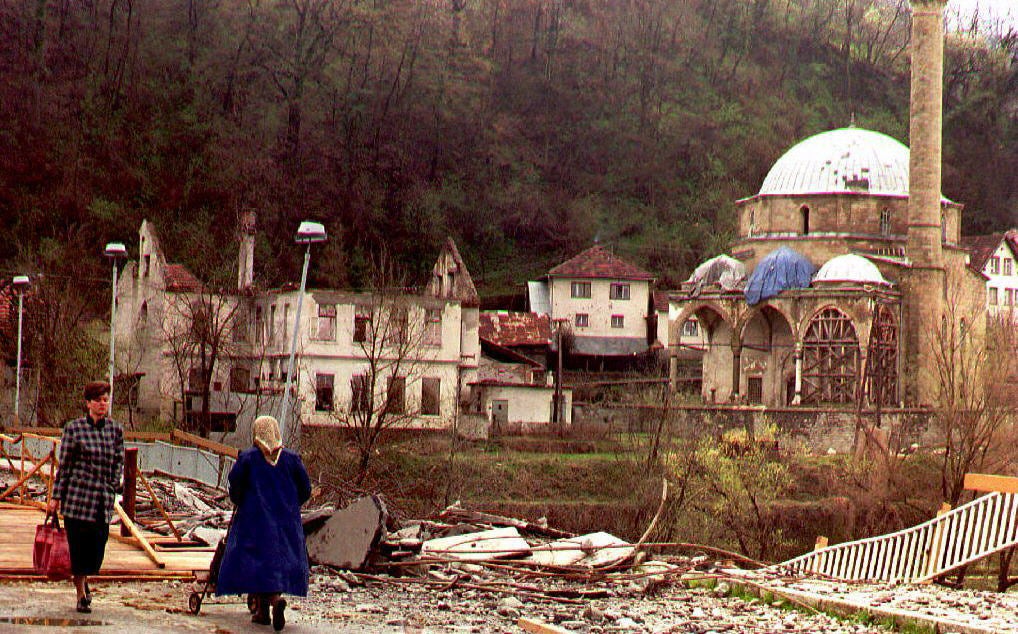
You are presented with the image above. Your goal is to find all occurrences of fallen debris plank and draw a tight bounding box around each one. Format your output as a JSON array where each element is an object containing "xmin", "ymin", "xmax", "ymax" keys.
[
  {"xmin": 528, "ymin": 532, "xmax": 633, "ymax": 568},
  {"xmin": 422, "ymin": 526, "xmax": 531, "ymax": 561},
  {"xmin": 170, "ymin": 429, "xmax": 239, "ymax": 459},
  {"xmin": 964, "ymin": 473, "xmax": 1018, "ymax": 494},
  {"xmin": 114, "ymin": 500, "xmax": 166, "ymax": 568},
  {"xmin": 518, "ymin": 617, "xmax": 570, "ymax": 634}
]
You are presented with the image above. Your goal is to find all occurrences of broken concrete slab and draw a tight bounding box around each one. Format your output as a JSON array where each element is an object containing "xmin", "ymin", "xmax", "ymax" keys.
[
  {"xmin": 421, "ymin": 526, "xmax": 531, "ymax": 561},
  {"xmin": 528, "ymin": 532, "xmax": 633, "ymax": 568},
  {"xmin": 306, "ymin": 495, "xmax": 388, "ymax": 570}
]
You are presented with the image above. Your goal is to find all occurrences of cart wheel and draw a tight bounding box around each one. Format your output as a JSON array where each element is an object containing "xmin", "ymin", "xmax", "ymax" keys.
[
  {"xmin": 247, "ymin": 593, "xmax": 259, "ymax": 614},
  {"xmin": 188, "ymin": 592, "xmax": 202, "ymax": 615}
]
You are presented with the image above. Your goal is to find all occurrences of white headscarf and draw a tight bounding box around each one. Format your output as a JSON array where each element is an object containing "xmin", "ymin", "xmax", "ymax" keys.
[{"xmin": 252, "ymin": 415, "xmax": 284, "ymax": 466}]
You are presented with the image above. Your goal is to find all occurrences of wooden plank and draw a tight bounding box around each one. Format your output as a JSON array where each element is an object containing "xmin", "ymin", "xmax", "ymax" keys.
[
  {"xmin": 170, "ymin": 429, "xmax": 238, "ymax": 459},
  {"xmin": 125, "ymin": 432, "xmax": 172, "ymax": 442},
  {"xmin": 114, "ymin": 500, "xmax": 166, "ymax": 568},
  {"xmin": 138, "ymin": 471, "xmax": 182, "ymax": 541},
  {"xmin": 964, "ymin": 473, "xmax": 1018, "ymax": 494},
  {"xmin": 518, "ymin": 617, "xmax": 570, "ymax": 634},
  {"xmin": 0, "ymin": 451, "xmax": 53, "ymax": 500}
]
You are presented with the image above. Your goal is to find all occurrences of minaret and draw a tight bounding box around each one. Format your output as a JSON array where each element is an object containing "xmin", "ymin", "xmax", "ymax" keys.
[
  {"xmin": 238, "ymin": 210, "xmax": 256, "ymax": 289},
  {"xmin": 906, "ymin": 0, "xmax": 947, "ymax": 403}
]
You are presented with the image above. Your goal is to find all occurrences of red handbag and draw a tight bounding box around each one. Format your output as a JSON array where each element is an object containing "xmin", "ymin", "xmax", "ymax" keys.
[{"xmin": 33, "ymin": 512, "xmax": 72, "ymax": 580}]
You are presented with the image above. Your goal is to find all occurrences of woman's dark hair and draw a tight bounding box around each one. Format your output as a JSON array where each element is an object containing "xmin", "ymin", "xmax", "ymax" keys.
[{"xmin": 83, "ymin": 381, "xmax": 111, "ymax": 402}]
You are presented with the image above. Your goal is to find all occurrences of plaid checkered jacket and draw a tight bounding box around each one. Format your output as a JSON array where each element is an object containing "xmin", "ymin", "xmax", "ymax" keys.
[{"xmin": 53, "ymin": 417, "xmax": 124, "ymax": 523}]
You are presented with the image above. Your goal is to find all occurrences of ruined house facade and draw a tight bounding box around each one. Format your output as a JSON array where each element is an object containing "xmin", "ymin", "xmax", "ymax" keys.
[
  {"xmin": 113, "ymin": 221, "xmax": 481, "ymax": 437},
  {"xmin": 668, "ymin": 0, "xmax": 987, "ymax": 409},
  {"xmin": 962, "ymin": 231, "xmax": 1018, "ymax": 321}
]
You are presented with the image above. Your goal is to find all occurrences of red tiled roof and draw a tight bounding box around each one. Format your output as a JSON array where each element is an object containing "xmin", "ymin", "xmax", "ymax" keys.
[
  {"xmin": 961, "ymin": 233, "xmax": 1004, "ymax": 273},
  {"xmin": 164, "ymin": 264, "xmax": 203, "ymax": 292},
  {"xmin": 547, "ymin": 245, "xmax": 654, "ymax": 281},
  {"xmin": 480, "ymin": 312, "xmax": 552, "ymax": 347}
]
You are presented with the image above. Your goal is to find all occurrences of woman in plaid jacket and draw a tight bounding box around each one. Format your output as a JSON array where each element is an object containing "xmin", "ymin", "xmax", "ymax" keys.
[{"xmin": 47, "ymin": 381, "xmax": 124, "ymax": 614}]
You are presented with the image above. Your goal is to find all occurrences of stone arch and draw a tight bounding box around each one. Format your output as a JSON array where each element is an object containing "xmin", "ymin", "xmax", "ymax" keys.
[
  {"xmin": 864, "ymin": 303, "xmax": 899, "ymax": 406},
  {"xmin": 739, "ymin": 304, "xmax": 796, "ymax": 406},
  {"xmin": 801, "ymin": 306, "xmax": 860, "ymax": 404},
  {"xmin": 671, "ymin": 303, "xmax": 736, "ymax": 403}
]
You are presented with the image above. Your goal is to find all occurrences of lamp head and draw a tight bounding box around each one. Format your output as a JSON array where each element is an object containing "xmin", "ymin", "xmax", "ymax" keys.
[
  {"xmin": 12, "ymin": 275, "xmax": 30, "ymax": 289},
  {"xmin": 295, "ymin": 221, "xmax": 327, "ymax": 244},
  {"xmin": 104, "ymin": 242, "xmax": 128, "ymax": 259}
]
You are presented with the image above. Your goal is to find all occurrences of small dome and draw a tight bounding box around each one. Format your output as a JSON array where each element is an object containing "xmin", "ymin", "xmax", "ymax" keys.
[
  {"xmin": 759, "ymin": 127, "xmax": 921, "ymax": 197},
  {"xmin": 813, "ymin": 254, "xmax": 890, "ymax": 285},
  {"xmin": 686, "ymin": 255, "xmax": 746, "ymax": 291}
]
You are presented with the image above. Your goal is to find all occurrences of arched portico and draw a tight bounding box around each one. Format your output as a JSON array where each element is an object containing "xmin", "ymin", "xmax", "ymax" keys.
[{"xmin": 739, "ymin": 305, "xmax": 796, "ymax": 406}]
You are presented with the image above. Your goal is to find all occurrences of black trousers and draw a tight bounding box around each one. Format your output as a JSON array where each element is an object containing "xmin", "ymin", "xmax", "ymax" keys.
[{"xmin": 64, "ymin": 518, "xmax": 110, "ymax": 576}]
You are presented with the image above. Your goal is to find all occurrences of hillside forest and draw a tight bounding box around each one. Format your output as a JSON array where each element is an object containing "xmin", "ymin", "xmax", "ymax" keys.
[{"xmin": 1, "ymin": 0, "xmax": 1016, "ymax": 296}]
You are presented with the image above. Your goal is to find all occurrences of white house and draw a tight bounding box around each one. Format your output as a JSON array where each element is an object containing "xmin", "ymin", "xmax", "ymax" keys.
[
  {"xmin": 113, "ymin": 220, "xmax": 482, "ymax": 444},
  {"xmin": 528, "ymin": 245, "xmax": 657, "ymax": 366},
  {"xmin": 962, "ymin": 230, "xmax": 1018, "ymax": 322}
]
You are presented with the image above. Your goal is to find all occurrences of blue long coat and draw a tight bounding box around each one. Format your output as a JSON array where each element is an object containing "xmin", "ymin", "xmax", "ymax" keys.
[{"xmin": 216, "ymin": 447, "xmax": 312, "ymax": 596}]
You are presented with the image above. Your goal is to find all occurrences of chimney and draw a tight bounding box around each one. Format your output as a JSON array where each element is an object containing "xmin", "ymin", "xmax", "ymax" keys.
[
  {"xmin": 238, "ymin": 210, "xmax": 256, "ymax": 289},
  {"xmin": 906, "ymin": 0, "xmax": 947, "ymax": 404}
]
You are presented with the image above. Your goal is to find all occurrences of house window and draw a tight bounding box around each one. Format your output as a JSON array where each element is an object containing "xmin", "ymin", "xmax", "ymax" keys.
[
  {"xmin": 749, "ymin": 209, "xmax": 756, "ymax": 236},
  {"xmin": 989, "ymin": 288, "xmax": 998, "ymax": 305},
  {"xmin": 316, "ymin": 303, "xmax": 336, "ymax": 340},
  {"xmin": 801, "ymin": 205, "xmax": 810, "ymax": 235},
  {"xmin": 609, "ymin": 283, "xmax": 630, "ymax": 300},
  {"xmin": 229, "ymin": 367, "xmax": 250, "ymax": 393},
  {"xmin": 143, "ymin": 255, "xmax": 151, "ymax": 277},
  {"xmin": 315, "ymin": 374, "xmax": 334, "ymax": 411},
  {"xmin": 388, "ymin": 308, "xmax": 409, "ymax": 346},
  {"xmin": 386, "ymin": 376, "xmax": 406, "ymax": 415},
  {"xmin": 681, "ymin": 319, "xmax": 698, "ymax": 337},
  {"xmin": 425, "ymin": 309, "xmax": 442, "ymax": 346},
  {"xmin": 421, "ymin": 377, "xmax": 441, "ymax": 416},
  {"xmin": 575, "ymin": 313, "xmax": 589, "ymax": 328},
  {"xmin": 282, "ymin": 304, "xmax": 290, "ymax": 342},
  {"xmin": 139, "ymin": 302, "xmax": 148, "ymax": 326},
  {"xmin": 879, "ymin": 209, "xmax": 891, "ymax": 236},
  {"xmin": 268, "ymin": 304, "xmax": 276, "ymax": 343},
  {"xmin": 990, "ymin": 257, "xmax": 1001, "ymax": 275},
  {"xmin": 350, "ymin": 375, "xmax": 370, "ymax": 413},
  {"xmin": 1004, "ymin": 258, "xmax": 1013, "ymax": 276},
  {"xmin": 354, "ymin": 308, "xmax": 371, "ymax": 343},
  {"xmin": 611, "ymin": 315, "xmax": 625, "ymax": 328},
  {"xmin": 1005, "ymin": 289, "xmax": 1014, "ymax": 306},
  {"xmin": 570, "ymin": 282, "xmax": 591, "ymax": 298},
  {"xmin": 255, "ymin": 306, "xmax": 263, "ymax": 344}
]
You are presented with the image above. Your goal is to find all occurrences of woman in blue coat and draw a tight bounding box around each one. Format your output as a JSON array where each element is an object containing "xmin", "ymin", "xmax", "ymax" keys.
[{"xmin": 217, "ymin": 415, "xmax": 311, "ymax": 631}]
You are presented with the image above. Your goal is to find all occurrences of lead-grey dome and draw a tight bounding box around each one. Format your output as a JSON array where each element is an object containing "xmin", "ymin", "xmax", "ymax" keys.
[{"xmin": 759, "ymin": 127, "xmax": 915, "ymax": 197}]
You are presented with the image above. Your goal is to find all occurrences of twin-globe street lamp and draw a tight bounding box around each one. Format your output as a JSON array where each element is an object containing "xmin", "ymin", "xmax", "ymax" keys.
[
  {"xmin": 279, "ymin": 221, "xmax": 327, "ymax": 442},
  {"xmin": 104, "ymin": 242, "xmax": 128, "ymax": 413},
  {"xmin": 12, "ymin": 275, "xmax": 30, "ymax": 424}
]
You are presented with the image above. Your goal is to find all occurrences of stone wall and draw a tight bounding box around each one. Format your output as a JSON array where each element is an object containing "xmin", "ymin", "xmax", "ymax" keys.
[{"xmin": 571, "ymin": 403, "xmax": 938, "ymax": 454}]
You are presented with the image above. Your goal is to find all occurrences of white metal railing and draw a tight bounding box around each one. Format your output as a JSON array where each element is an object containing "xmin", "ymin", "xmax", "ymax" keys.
[{"xmin": 775, "ymin": 492, "xmax": 1018, "ymax": 583}]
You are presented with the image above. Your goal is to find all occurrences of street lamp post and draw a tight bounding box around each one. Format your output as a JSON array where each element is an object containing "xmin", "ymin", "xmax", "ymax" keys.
[
  {"xmin": 104, "ymin": 242, "xmax": 127, "ymax": 413},
  {"xmin": 12, "ymin": 275, "xmax": 30, "ymax": 425},
  {"xmin": 279, "ymin": 221, "xmax": 327, "ymax": 442}
]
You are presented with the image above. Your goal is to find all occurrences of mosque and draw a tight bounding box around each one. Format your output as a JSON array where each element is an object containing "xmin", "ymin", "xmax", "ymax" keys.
[{"xmin": 668, "ymin": 0, "xmax": 987, "ymax": 409}]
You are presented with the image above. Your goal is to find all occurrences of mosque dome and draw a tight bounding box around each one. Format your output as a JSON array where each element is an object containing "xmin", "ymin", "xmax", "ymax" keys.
[
  {"xmin": 813, "ymin": 254, "xmax": 890, "ymax": 285},
  {"xmin": 758, "ymin": 127, "xmax": 916, "ymax": 197}
]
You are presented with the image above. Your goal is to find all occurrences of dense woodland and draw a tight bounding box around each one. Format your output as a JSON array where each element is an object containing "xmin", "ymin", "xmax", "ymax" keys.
[{"xmin": 1, "ymin": 0, "xmax": 1016, "ymax": 298}]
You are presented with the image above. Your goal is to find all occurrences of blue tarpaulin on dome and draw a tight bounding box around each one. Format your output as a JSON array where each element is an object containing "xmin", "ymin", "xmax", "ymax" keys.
[{"xmin": 744, "ymin": 247, "xmax": 815, "ymax": 305}]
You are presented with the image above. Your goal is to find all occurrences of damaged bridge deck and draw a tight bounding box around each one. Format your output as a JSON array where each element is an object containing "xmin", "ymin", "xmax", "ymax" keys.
[{"xmin": 0, "ymin": 502, "xmax": 213, "ymax": 580}]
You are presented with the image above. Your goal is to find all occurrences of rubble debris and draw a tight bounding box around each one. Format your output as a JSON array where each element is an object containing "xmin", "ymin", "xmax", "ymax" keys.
[
  {"xmin": 528, "ymin": 532, "xmax": 633, "ymax": 568},
  {"xmin": 438, "ymin": 503, "xmax": 575, "ymax": 539},
  {"xmin": 421, "ymin": 526, "xmax": 532, "ymax": 561},
  {"xmin": 304, "ymin": 495, "xmax": 388, "ymax": 570}
]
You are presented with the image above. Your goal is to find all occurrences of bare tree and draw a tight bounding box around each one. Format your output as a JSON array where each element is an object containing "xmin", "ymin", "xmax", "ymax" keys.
[
  {"xmin": 925, "ymin": 278, "xmax": 1018, "ymax": 506},
  {"xmin": 325, "ymin": 255, "xmax": 439, "ymax": 483},
  {"xmin": 162, "ymin": 288, "xmax": 241, "ymax": 436}
]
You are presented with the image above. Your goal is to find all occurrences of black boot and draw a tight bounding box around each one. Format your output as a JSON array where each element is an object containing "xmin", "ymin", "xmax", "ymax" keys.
[
  {"xmin": 271, "ymin": 598, "xmax": 286, "ymax": 631},
  {"xmin": 251, "ymin": 594, "xmax": 270, "ymax": 625}
]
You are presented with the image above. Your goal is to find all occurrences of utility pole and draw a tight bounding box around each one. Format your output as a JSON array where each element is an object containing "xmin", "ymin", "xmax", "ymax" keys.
[{"xmin": 552, "ymin": 319, "xmax": 567, "ymax": 424}]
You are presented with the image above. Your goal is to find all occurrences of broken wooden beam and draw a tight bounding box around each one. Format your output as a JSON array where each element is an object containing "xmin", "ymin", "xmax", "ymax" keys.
[{"xmin": 114, "ymin": 500, "xmax": 166, "ymax": 568}]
